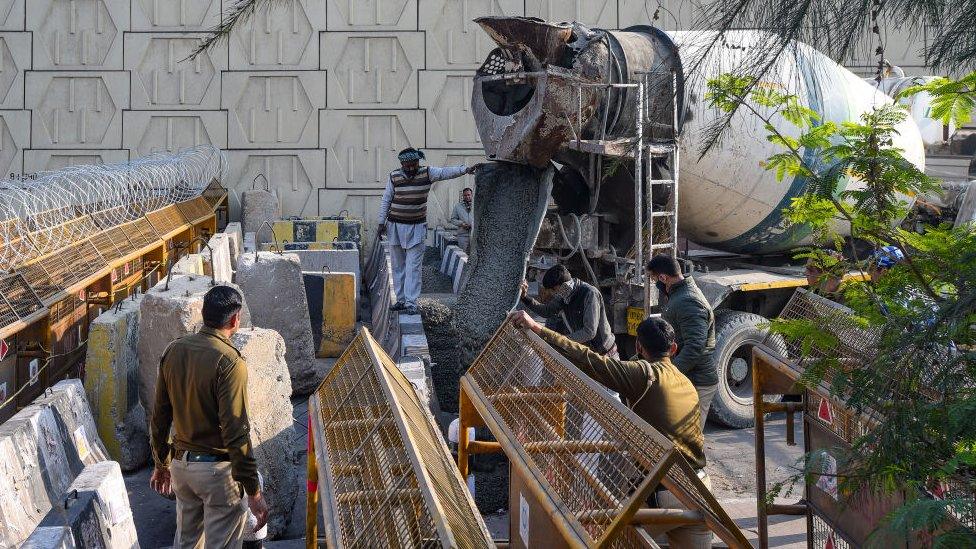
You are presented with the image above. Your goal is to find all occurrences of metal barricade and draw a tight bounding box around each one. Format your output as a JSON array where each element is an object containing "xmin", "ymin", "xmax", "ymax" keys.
[
  {"xmin": 307, "ymin": 327, "xmax": 493, "ymax": 548},
  {"xmin": 458, "ymin": 319, "xmax": 749, "ymax": 548}
]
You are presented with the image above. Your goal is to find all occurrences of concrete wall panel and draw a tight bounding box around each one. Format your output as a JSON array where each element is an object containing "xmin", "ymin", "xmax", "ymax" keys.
[
  {"xmin": 321, "ymin": 109, "xmax": 424, "ymax": 188},
  {"xmin": 124, "ymin": 33, "xmax": 226, "ymax": 110},
  {"xmin": 525, "ymin": 0, "xmax": 617, "ymax": 28},
  {"xmin": 225, "ymin": 149, "xmax": 325, "ymax": 220},
  {"xmin": 229, "ymin": 0, "xmax": 325, "ymax": 70},
  {"xmin": 420, "ymin": 70, "xmax": 480, "ymax": 148},
  {"xmin": 424, "ymin": 149, "xmax": 485, "ymax": 228},
  {"xmin": 0, "ymin": 0, "xmax": 23, "ymax": 31},
  {"xmin": 0, "ymin": 33, "xmax": 30, "ymax": 109},
  {"xmin": 618, "ymin": 0, "xmax": 698, "ymax": 30},
  {"xmin": 122, "ymin": 110, "xmax": 228, "ymax": 156},
  {"xmin": 26, "ymin": 71, "xmax": 129, "ymax": 149},
  {"xmin": 28, "ymin": 0, "xmax": 128, "ymax": 70},
  {"xmin": 223, "ymin": 71, "xmax": 327, "ymax": 149},
  {"xmin": 0, "ymin": 110, "xmax": 29, "ymax": 177},
  {"xmin": 24, "ymin": 149, "xmax": 129, "ymax": 173},
  {"xmin": 326, "ymin": 0, "xmax": 417, "ymax": 31},
  {"xmin": 321, "ymin": 32, "xmax": 424, "ymax": 109},
  {"xmin": 420, "ymin": 0, "xmax": 523, "ymax": 70},
  {"xmin": 131, "ymin": 0, "xmax": 221, "ymax": 31}
]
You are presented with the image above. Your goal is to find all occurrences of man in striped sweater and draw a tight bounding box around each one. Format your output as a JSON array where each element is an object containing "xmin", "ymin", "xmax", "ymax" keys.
[{"xmin": 378, "ymin": 148, "xmax": 480, "ymax": 314}]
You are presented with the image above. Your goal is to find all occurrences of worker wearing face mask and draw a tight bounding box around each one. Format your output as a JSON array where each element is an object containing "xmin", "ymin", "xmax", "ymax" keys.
[
  {"xmin": 519, "ymin": 264, "xmax": 617, "ymax": 357},
  {"xmin": 378, "ymin": 148, "xmax": 481, "ymax": 315},
  {"xmin": 646, "ymin": 255, "xmax": 716, "ymax": 429}
]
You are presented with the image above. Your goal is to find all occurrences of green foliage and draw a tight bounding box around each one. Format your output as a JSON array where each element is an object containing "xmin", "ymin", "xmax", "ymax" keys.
[
  {"xmin": 707, "ymin": 73, "xmax": 976, "ymax": 544},
  {"xmin": 898, "ymin": 73, "xmax": 976, "ymax": 127}
]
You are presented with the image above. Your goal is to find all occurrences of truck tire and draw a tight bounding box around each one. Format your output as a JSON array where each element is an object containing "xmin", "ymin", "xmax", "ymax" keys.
[{"xmin": 707, "ymin": 310, "xmax": 788, "ymax": 429}]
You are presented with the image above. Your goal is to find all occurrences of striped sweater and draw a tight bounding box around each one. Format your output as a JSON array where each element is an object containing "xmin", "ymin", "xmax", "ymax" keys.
[{"xmin": 386, "ymin": 167, "xmax": 433, "ymax": 224}]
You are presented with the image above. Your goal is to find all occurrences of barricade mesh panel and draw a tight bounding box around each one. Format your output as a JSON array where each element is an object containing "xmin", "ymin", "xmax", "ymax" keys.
[
  {"xmin": 312, "ymin": 329, "xmax": 492, "ymax": 549},
  {"xmin": 466, "ymin": 321, "xmax": 745, "ymax": 546}
]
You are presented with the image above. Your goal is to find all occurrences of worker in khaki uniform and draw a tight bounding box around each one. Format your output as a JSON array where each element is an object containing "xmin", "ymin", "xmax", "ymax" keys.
[
  {"xmin": 508, "ymin": 310, "xmax": 711, "ymax": 548},
  {"xmin": 150, "ymin": 286, "xmax": 268, "ymax": 549}
]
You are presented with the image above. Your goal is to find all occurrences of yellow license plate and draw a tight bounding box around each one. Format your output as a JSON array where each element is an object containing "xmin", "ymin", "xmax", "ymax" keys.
[{"xmin": 626, "ymin": 306, "xmax": 644, "ymax": 336}]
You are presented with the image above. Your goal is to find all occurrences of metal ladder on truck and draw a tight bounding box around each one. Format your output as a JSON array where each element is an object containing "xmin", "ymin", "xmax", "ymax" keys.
[{"xmin": 635, "ymin": 70, "xmax": 681, "ymax": 312}]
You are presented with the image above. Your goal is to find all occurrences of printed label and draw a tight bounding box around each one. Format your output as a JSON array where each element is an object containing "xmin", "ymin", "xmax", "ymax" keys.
[{"xmin": 28, "ymin": 358, "xmax": 40, "ymax": 385}]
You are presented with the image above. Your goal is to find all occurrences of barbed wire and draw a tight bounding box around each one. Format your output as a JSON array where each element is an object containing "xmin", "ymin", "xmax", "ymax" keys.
[{"xmin": 0, "ymin": 146, "xmax": 225, "ymax": 272}]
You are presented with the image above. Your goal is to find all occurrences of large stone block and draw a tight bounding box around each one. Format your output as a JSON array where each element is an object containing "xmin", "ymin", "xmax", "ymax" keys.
[
  {"xmin": 138, "ymin": 275, "xmax": 251, "ymax": 412},
  {"xmin": 27, "ymin": 461, "xmax": 138, "ymax": 549},
  {"xmin": 224, "ymin": 222, "xmax": 244, "ymax": 269},
  {"xmin": 231, "ymin": 327, "xmax": 302, "ymax": 539},
  {"xmin": 236, "ymin": 253, "xmax": 319, "ymax": 394},
  {"xmin": 224, "ymin": 150, "xmax": 325, "ymax": 222},
  {"xmin": 0, "ymin": 380, "xmax": 109, "ymax": 548},
  {"xmin": 241, "ymin": 189, "xmax": 280, "ymax": 247},
  {"xmin": 84, "ymin": 296, "xmax": 150, "ymax": 472},
  {"xmin": 303, "ymin": 272, "xmax": 357, "ymax": 358},
  {"xmin": 200, "ymin": 232, "xmax": 233, "ymax": 284},
  {"xmin": 170, "ymin": 252, "xmax": 205, "ymax": 276}
]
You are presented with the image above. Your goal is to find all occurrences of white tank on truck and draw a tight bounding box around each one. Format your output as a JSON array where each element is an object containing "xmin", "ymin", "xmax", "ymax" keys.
[{"xmin": 468, "ymin": 17, "xmax": 928, "ymax": 428}]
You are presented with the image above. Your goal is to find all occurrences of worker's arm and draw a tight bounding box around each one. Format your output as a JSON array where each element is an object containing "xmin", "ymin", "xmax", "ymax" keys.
[
  {"xmin": 149, "ymin": 352, "xmax": 174, "ymax": 470},
  {"xmin": 427, "ymin": 165, "xmax": 468, "ymax": 182},
  {"xmin": 377, "ymin": 176, "xmax": 395, "ymax": 225},
  {"xmin": 671, "ymin": 304, "xmax": 709, "ymax": 375},
  {"xmin": 216, "ymin": 356, "xmax": 260, "ymax": 495},
  {"xmin": 537, "ymin": 327, "xmax": 651, "ymax": 399},
  {"xmin": 520, "ymin": 293, "xmax": 564, "ymax": 318},
  {"xmin": 566, "ymin": 289, "xmax": 599, "ymax": 344}
]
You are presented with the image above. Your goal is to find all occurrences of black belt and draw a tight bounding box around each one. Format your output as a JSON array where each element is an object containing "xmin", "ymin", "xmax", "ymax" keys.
[{"xmin": 181, "ymin": 451, "xmax": 230, "ymax": 463}]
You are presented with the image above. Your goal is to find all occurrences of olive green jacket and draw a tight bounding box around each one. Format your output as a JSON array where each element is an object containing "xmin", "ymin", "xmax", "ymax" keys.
[{"xmin": 661, "ymin": 276, "xmax": 717, "ymax": 387}]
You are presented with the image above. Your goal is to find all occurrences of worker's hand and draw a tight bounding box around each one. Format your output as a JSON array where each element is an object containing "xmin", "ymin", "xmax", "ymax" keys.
[
  {"xmin": 150, "ymin": 467, "xmax": 172, "ymax": 496},
  {"xmin": 249, "ymin": 491, "xmax": 269, "ymax": 531},
  {"xmin": 508, "ymin": 310, "xmax": 542, "ymax": 333},
  {"xmin": 519, "ymin": 280, "xmax": 529, "ymax": 298},
  {"xmin": 465, "ymin": 163, "xmax": 486, "ymax": 175}
]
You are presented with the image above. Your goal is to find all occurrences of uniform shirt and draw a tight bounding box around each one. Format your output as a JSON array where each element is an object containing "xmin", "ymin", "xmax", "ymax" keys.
[
  {"xmin": 150, "ymin": 326, "xmax": 259, "ymax": 495},
  {"xmin": 378, "ymin": 165, "xmax": 468, "ymax": 249},
  {"xmin": 538, "ymin": 328, "xmax": 706, "ymax": 469}
]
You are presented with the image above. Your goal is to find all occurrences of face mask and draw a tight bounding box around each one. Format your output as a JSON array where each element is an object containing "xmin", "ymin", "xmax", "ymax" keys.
[{"xmin": 655, "ymin": 280, "xmax": 667, "ymax": 295}]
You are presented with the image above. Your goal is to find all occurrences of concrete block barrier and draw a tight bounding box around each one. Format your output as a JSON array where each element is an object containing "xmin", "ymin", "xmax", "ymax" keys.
[
  {"xmin": 287, "ymin": 249, "xmax": 361, "ymax": 292},
  {"xmin": 0, "ymin": 380, "xmax": 109, "ymax": 547},
  {"xmin": 84, "ymin": 297, "xmax": 150, "ymax": 472},
  {"xmin": 237, "ymin": 252, "xmax": 319, "ymax": 395},
  {"xmin": 224, "ymin": 222, "xmax": 244, "ymax": 270},
  {"xmin": 200, "ymin": 232, "xmax": 234, "ymax": 284},
  {"xmin": 303, "ymin": 272, "xmax": 357, "ymax": 358}
]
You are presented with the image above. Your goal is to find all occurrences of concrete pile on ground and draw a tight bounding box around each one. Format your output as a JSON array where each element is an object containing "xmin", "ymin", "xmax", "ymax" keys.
[
  {"xmin": 137, "ymin": 274, "xmax": 252, "ymax": 413},
  {"xmin": 236, "ymin": 252, "xmax": 319, "ymax": 395},
  {"xmin": 456, "ymin": 163, "xmax": 554, "ymax": 370},
  {"xmin": 231, "ymin": 327, "xmax": 303, "ymax": 539},
  {"xmin": 421, "ymin": 246, "xmax": 455, "ymax": 294},
  {"xmin": 0, "ymin": 380, "xmax": 109, "ymax": 547},
  {"xmin": 200, "ymin": 232, "xmax": 234, "ymax": 284},
  {"xmin": 303, "ymin": 271, "xmax": 357, "ymax": 358},
  {"xmin": 24, "ymin": 461, "xmax": 138, "ymax": 549},
  {"xmin": 84, "ymin": 296, "xmax": 150, "ymax": 472},
  {"xmin": 241, "ymin": 189, "xmax": 279, "ymax": 247},
  {"xmin": 416, "ymin": 298, "xmax": 461, "ymax": 414}
]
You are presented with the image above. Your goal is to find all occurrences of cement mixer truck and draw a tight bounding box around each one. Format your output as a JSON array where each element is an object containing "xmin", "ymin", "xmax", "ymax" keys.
[{"xmin": 468, "ymin": 17, "xmax": 963, "ymax": 428}]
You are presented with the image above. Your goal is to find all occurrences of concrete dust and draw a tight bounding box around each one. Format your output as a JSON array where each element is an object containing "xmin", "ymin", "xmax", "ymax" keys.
[{"xmin": 455, "ymin": 162, "xmax": 554, "ymax": 371}]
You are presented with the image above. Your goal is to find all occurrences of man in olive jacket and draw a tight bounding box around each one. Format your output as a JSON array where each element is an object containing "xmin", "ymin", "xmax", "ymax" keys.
[{"xmin": 646, "ymin": 255, "xmax": 717, "ymax": 428}]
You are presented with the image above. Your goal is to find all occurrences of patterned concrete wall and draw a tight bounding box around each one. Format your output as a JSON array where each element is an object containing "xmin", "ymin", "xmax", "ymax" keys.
[{"xmin": 0, "ymin": 1, "xmax": 935, "ymax": 242}]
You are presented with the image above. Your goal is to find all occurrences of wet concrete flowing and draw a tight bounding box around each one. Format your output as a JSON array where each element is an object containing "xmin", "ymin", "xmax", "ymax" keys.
[{"xmin": 455, "ymin": 162, "xmax": 554, "ymax": 371}]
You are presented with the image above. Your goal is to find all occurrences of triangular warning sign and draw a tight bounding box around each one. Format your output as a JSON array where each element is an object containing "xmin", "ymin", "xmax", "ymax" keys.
[
  {"xmin": 0, "ymin": 339, "xmax": 8, "ymax": 361},
  {"xmin": 825, "ymin": 532, "xmax": 836, "ymax": 549},
  {"xmin": 930, "ymin": 479, "xmax": 949, "ymax": 499},
  {"xmin": 818, "ymin": 397, "xmax": 833, "ymax": 425}
]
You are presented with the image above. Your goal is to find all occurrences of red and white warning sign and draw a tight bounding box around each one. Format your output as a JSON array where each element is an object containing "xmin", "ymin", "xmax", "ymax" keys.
[
  {"xmin": 0, "ymin": 339, "xmax": 8, "ymax": 361},
  {"xmin": 929, "ymin": 478, "xmax": 949, "ymax": 499},
  {"xmin": 825, "ymin": 532, "xmax": 836, "ymax": 549},
  {"xmin": 818, "ymin": 397, "xmax": 834, "ymax": 425}
]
